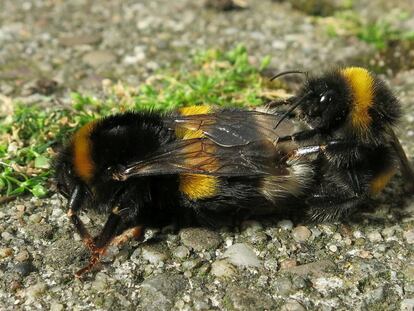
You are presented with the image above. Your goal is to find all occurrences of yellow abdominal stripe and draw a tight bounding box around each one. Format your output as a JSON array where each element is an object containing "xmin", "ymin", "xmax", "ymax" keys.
[
  {"xmin": 340, "ymin": 67, "xmax": 374, "ymax": 132},
  {"xmin": 179, "ymin": 105, "xmax": 212, "ymax": 116},
  {"xmin": 370, "ymin": 168, "xmax": 397, "ymax": 195},
  {"xmin": 179, "ymin": 174, "xmax": 218, "ymax": 200},
  {"xmin": 73, "ymin": 121, "xmax": 96, "ymax": 183},
  {"xmin": 175, "ymin": 105, "xmax": 213, "ymax": 139},
  {"xmin": 177, "ymin": 105, "xmax": 219, "ymax": 200}
]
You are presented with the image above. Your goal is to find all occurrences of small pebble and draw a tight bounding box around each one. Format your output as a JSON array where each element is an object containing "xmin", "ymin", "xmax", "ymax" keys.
[
  {"xmin": 1, "ymin": 231, "xmax": 13, "ymax": 241},
  {"xmin": 367, "ymin": 231, "xmax": 383, "ymax": 243},
  {"xmin": 319, "ymin": 224, "xmax": 336, "ymax": 235},
  {"xmin": 129, "ymin": 248, "xmax": 141, "ymax": 264},
  {"xmin": 91, "ymin": 273, "xmax": 110, "ymax": 292},
  {"xmin": 281, "ymin": 260, "xmax": 335, "ymax": 276},
  {"xmin": 225, "ymin": 237, "xmax": 233, "ymax": 247},
  {"xmin": 344, "ymin": 237, "xmax": 352, "ymax": 246},
  {"xmin": 382, "ymin": 226, "xmax": 396, "ymax": 237},
  {"xmin": 15, "ymin": 250, "xmax": 30, "ymax": 262},
  {"xmin": 359, "ymin": 250, "xmax": 373, "ymax": 259},
  {"xmin": 328, "ymin": 245, "xmax": 338, "ymax": 252},
  {"xmin": 180, "ymin": 228, "xmax": 222, "ymax": 251},
  {"xmin": 277, "ymin": 220, "xmax": 294, "ymax": 230},
  {"xmin": 182, "ymin": 259, "xmax": 202, "ymax": 271},
  {"xmin": 222, "ymin": 243, "xmax": 261, "ymax": 268},
  {"xmin": 280, "ymin": 259, "xmax": 297, "ymax": 270},
  {"xmin": 353, "ymin": 231, "xmax": 364, "ymax": 239},
  {"xmin": 240, "ymin": 220, "xmax": 263, "ymax": 233},
  {"xmin": 249, "ymin": 231, "xmax": 268, "ymax": 244},
  {"xmin": 365, "ymin": 286, "xmax": 384, "ymax": 304},
  {"xmin": 173, "ymin": 246, "xmax": 190, "ymax": 259},
  {"xmin": 332, "ymin": 233, "xmax": 342, "ymax": 241},
  {"xmin": 50, "ymin": 302, "xmax": 64, "ymax": 311},
  {"xmin": 79, "ymin": 214, "xmax": 90, "ymax": 225},
  {"xmin": 292, "ymin": 276, "xmax": 307, "ymax": 289},
  {"xmin": 273, "ymin": 277, "xmax": 293, "ymax": 295},
  {"xmin": 14, "ymin": 262, "xmax": 36, "ymax": 277},
  {"xmin": 403, "ymin": 230, "xmax": 414, "ymax": 244},
  {"xmin": 26, "ymin": 282, "xmax": 47, "ymax": 300},
  {"xmin": 16, "ymin": 205, "xmax": 26, "ymax": 213},
  {"xmin": 193, "ymin": 299, "xmax": 210, "ymax": 310},
  {"xmin": 264, "ymin": 258, "xmax": 279, "ymax": 272},
  {"xmin": 28, "ymin": 213, "xmax": 42, "ymax": 224},
  {"xmin": 310, "ymin": 227, "xmax": 322, "ymax": 237},
  {"xmin": 313, "ymin": 277, "xmax": 343, "ymax": 294},
  {"xmin": 211, "ymin": 259, "xmax": 236, "ymax": 277},
  {"xmin": 141, "ymin": 245, "xmax": 168, "ymax": 264},
  {"xmin": 292, "ymin": 226, "xmax": 311, "ymax": 242},
  {"xmin": 82, "ymin": 51, "xmax": 116, "ymax": 68},
  {"xmin": 401, "ymin": 298, "xmax": 414, "ymax": 311}
]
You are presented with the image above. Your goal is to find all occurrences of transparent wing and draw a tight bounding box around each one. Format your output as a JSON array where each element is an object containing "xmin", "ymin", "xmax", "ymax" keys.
[
  {"xmin": 164, "ymin": 109, "xmax": 300, "ymax": 147},
  {"xmin": 112, "ymin": 138, "xmax": 295, "ymax": 181}
]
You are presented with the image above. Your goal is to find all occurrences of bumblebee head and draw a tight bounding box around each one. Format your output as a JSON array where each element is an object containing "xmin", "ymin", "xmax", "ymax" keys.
[
  {"xmin": 53, "ymin": 147, "xmax": 80, "ymax": 199},
  {"xmin": 285, "ymin": 67, "xmax": 401, "ymax": 141},
  {"xmin": 295, "ymin": 69, "xmax": 351, "ymax": 131}
]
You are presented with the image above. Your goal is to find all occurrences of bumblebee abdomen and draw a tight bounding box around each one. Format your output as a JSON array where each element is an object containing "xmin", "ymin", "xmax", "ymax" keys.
[
  {"xmin": 172, "ymin": 106, "xmax": 310, "ymax": 204},
  {"xmin": 72, "ymin": 121, "xmax": 98, "ymax": 183},
  {"xmin": 178, "ymin": 160, "xmax": 314, "ymax": 218},
  {"xmin": 70, "ymin": 112, "xmax": 175, "ymax": 184}
]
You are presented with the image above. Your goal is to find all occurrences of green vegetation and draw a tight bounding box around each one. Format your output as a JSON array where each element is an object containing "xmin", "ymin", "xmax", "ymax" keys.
[
  {"xmin": 323, "ymin": 10, "xmax": 414, "ymax": 72},
  {"xmin": 325, "ymin": 11, "xmax": 414, "ymax": 50},
  {"xmin": 0, "ymin": 45, "xmax": 272, "ymax": 199},
  {"xmin": 356, "ymin": 20, "xmax": 414, "ymax": 50}
]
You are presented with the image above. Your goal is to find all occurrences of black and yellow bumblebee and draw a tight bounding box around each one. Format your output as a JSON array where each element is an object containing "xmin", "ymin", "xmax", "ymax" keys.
[
  {"xmin": 268, "ymin": 66, "xmax": 414, "ymax": 219},
  {"xmin": 54, "ymin": 66, "xmax": 414, "ymax": 277}
]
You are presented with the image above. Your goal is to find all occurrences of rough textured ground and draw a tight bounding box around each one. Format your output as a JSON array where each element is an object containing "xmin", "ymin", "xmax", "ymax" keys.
[{"xmin": 1, "ymin": 0, "xmax": 414, "ymax": 310}]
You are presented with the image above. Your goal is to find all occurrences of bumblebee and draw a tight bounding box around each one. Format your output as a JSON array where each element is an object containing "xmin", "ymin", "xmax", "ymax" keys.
[
  {"xmin": 54, "ymin": 67, "xmax": 413, "ymax": 277},
  {"xmin": 269, "ymin": 66, "xmax": 414, "ymax": 218},
  {"xmin": 54, "ymin": 106, "xmax": 315, "ymax": 277}
]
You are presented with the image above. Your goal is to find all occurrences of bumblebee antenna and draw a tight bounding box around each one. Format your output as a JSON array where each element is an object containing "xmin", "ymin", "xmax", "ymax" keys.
[
  {"xmin": 274, "ymin": 92, "xmax": 311, "ymax": 129},
  {"xmin": 270, "ymin": 70, "xmax": 307, "ymax": 81}
]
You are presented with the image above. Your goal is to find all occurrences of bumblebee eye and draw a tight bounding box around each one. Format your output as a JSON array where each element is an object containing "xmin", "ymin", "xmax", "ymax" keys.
[{"xmin": 320, "ymin": 90, "xmax": 334, "ymax": 104}]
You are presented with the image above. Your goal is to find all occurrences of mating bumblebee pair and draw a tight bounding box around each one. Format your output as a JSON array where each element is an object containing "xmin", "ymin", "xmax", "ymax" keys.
[{"xmin": 54, "ymin": 67, "xmax": 414, "ymax": 277}]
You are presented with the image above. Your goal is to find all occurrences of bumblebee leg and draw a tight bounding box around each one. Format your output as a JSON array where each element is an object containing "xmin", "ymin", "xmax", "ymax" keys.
[
  {"xmin": 110, "ymin": 226, "xmax": 143, "ymax": 247},
  {"xmin": 306, "ymin": 168, "xmax": 367, "ymax": 222},
  {"xmin": 75, "ymin": 207, "xmax": 123, "ymax": 278},
  {"xmin": 67, "ymin": 185, "xmax": 95, "ymax": 251}
]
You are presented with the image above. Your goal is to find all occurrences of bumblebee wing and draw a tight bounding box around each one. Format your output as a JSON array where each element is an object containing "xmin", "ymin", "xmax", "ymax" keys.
[
  {"xmin": 165, "ymin": 110, "xmax": 298, "ymax": 146},
  {"xmin": 387, "ymin": 127, "xmax": 414, "ymax": 192},
  {"xmin": 112, "ymin": 138, "xmax": 293, "ymax": 181}
]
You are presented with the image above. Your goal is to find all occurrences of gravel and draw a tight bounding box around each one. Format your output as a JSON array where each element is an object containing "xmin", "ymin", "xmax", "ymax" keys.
[
  {"xmin": 179, "ymin": 228, "xmax": 222, "ymax": 251},
  {"xmin": 1, "ymin": 0, "xmax": 414, "ymax": 310},
  {"xmin": 222, "ymin": 243, "xmax": 261, "ymax": 268},
  {"xmin": 291, "ymin": 225, "xmax": 312, "ymax": 242}
]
